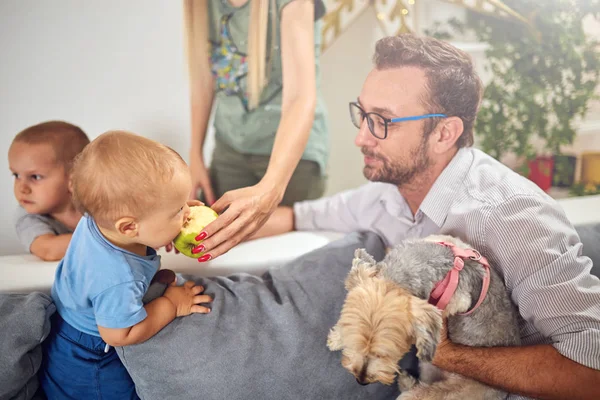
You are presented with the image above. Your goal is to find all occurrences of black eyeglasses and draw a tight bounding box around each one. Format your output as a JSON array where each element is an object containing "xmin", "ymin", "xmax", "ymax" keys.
[{"xmin": 349, "ymin": 102, "xmax": 447, "ymax": 139}]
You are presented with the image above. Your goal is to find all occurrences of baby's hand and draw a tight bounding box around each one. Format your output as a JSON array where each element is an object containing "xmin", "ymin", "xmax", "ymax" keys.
[{"xmin": 163, "ymin": 281, "xmax": 212, "ymax": 317}]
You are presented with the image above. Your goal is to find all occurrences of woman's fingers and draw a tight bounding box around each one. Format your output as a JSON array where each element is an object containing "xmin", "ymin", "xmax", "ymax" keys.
[
  {"xmin": 199, "ymin": 218, "xmax": 258, "ymax": 261},
  {"xmin": 210, "ymin": 190, "xmax": 236, "ymax": 214},
  {"xmin": 196, "ymin": 206, "xmax": 240, "ymax": 248}
]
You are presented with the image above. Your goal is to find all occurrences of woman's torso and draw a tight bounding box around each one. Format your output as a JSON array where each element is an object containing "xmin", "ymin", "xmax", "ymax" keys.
[{"xmin": 207, "ymin": 0, "xmax": 329, "ymax": 173}]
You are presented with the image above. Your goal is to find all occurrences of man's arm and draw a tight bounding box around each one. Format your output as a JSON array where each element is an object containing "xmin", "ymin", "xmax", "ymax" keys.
[
  {"xmin": 251, "ymin": 207, "xmax": 295, "ymax": 240},
  {"xmin": 433, "ymin": 325, "xmax": 600, "ymax": 400},
  {"xmin": 252, "ymin": 183, "xmax": 386, "ymax": 240},
  {"xmin": 435, "ymin": 195, "xmax": 600, "ymax": 399}
]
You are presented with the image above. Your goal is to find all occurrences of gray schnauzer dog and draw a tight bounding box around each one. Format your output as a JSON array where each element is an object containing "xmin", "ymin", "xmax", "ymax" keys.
[{"xmin": 330, "ymin": 234, "xmax": 520, "ymax": 400}]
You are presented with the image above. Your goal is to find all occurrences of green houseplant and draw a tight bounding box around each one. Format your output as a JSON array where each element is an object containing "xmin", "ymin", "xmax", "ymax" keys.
[{"xmin": 428, "ymin": 0, "xmax": 600, "ymax": 191}]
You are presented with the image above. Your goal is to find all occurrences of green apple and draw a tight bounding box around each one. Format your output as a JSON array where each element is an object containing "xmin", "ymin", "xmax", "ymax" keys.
[{"xmin": 173, "ymin": 205, "xmax": 218, "ymax": 258}]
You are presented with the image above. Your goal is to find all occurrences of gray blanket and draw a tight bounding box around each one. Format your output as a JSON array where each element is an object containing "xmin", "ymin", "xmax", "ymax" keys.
[
  {"xmin": 0, "ymin": 292, "xmax": 54, "ymax": 400},
  {"xmin": 118, "ymin": 232, "xmax": 400, "ymax": 400}
]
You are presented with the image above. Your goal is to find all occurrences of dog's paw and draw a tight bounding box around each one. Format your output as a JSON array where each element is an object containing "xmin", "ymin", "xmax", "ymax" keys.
[
  {"xmin": 396, "ymin": 390, "xmax": 423, "ymax": 400},
  {"xmin": 397, "ymin": 370, "xmax": 418, "ymax": 392},
  {"xmin": 326, "ymin": 326, "xmax": 343, "ymax": 351},
  {"xmin": 397, "ymin": 391, "xmax": 418, "ymax": 400}
]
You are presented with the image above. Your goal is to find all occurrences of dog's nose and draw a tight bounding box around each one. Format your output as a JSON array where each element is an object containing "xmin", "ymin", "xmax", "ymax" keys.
[{"xmin": 356, "ymin": 378, "xmax": 369, "ymax": 386}]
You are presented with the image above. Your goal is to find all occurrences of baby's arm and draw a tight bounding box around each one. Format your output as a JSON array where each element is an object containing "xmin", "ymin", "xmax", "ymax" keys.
[
  {"xmin": 98, "ymin": 281, "xmax": 212, "ymax": 347},
  {"xmin": 15, "ymin": 210, "xmax": 73, "ymax": 261},
  {"xmin": 30, "ymin": 233, "xmax": 73, "ymax": 261}
]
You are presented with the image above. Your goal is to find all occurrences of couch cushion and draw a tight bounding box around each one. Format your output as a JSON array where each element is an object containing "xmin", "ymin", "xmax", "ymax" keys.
[
  {"xmin": 575, "ymin": 223, "xmax": 600, "ymax": 278},
  {"xmin": 118, "ymin": 232, "xmax": 400, "ymax": 400},
  {"xmin": 0, "ymin": 292, "xmax": 54, "ymax": 400}
]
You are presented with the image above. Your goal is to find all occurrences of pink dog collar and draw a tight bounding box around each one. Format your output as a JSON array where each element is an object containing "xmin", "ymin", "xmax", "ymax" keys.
[{"xmin": 428, "ymin": 241, "xmax": 491, "ymax": 316}]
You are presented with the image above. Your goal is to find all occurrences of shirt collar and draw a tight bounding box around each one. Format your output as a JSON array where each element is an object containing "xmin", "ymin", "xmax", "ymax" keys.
[
  {"xmin": 419, "ymin": 147, "xmax": 474, "ymax": 228},
  {"xmin": 86, "ymin": 215, "xmax": 160, "ymax": 261}
]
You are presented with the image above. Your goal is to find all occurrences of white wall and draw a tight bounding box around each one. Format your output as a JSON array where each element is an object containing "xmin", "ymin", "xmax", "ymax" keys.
[
  {"xmin": 320, "ymin": 9, "xmax": 378, "ymax": 196},
  {"xmin": 0, "ymin": 0, "xmax": 468, "ymax": 255},
  {"xmin": 1, "ymin": 1, "xmax": 598, "ymax": 256},
  {"xmin": 0, "ymin": 0, "xmax": 204, "ymax": 255}
]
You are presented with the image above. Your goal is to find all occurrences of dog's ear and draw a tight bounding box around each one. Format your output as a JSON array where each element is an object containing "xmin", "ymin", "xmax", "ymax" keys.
[
  {"xmin": 346, "ymin": 248, "xmax": 381, "ymax": 290},
  {"xmin": 326, "ymin": 325, "xmax": 343, "ymax": 351},
  {"xmin": 410, "ymin": 297, "xmax": 443, "ymax": 362},
  {"xmin": 353, "ymin": 248, "xmax": 376, "ymax": 267}
]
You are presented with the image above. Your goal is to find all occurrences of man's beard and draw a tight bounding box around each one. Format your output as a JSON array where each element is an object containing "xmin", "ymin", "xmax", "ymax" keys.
[{"xmin": 361, "ymin": 139, "xmax": 431, "ymax": 186}]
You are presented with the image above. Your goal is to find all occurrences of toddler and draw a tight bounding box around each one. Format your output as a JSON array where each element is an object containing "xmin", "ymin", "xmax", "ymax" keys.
[
  {"xmin": 40, "ymin": 131, "xmax": 213, "ymax": 399},
  {"xmin": 8, "ymin": 121, "xmax": 90, "ymax": 260}
]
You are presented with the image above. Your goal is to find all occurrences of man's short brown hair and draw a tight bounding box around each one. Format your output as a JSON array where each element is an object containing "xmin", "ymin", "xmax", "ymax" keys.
[
  {"xmin": 373, "ymin": 34, "xmax": 484, "ymax": 147},
  {"xmin": 12, "ymin": 121, "xmax": 90, "ymax": 171}
]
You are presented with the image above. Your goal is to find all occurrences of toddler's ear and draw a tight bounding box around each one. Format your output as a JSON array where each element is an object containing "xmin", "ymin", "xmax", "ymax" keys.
[{"xmin": 115, "ymin": 217, "xmax": 139, "ymax": 238}]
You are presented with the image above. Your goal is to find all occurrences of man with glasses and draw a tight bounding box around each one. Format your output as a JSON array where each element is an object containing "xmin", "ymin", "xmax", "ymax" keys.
[{"xmin": 254, "ymin": 34, "xmax": 600, "ymax": 399}]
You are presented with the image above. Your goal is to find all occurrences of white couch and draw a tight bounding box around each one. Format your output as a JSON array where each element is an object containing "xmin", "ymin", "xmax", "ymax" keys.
[
  {"xmin": 0, "ymin": 231, "xmax": 343, "ymax": 293},
  {"xmin": 2, "ymin": 195, "xmax": 598, "ymax": 294}
]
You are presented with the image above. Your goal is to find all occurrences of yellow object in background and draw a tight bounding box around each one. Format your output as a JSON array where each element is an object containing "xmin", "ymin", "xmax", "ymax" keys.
[{"xmin": 581, "ymin": 152, "xmax": 600, "ymax": 185}]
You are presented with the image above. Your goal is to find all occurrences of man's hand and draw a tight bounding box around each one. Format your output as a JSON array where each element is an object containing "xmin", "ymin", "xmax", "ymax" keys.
[
  {"xmin": 428, "ymin": 317, "xmax": 600, "ymax": 400},
  {"xmin": 432, "ymin": 318, "xmax": 454, "ymax": 368}
]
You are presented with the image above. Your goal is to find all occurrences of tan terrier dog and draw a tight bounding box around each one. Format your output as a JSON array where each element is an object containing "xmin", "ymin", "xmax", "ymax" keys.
[{"xmin": 327, "ymin": 256, "xmax": 508, "ymax": 400}]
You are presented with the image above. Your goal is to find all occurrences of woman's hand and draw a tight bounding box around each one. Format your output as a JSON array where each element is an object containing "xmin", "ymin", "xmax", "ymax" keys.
[
  {"xmin": 191, "ymin": 182, "xmax": 284, "ymax": 261},
  {"xmin": 189, "ymin": 154, "xmax": 216, "ymax": 205}
]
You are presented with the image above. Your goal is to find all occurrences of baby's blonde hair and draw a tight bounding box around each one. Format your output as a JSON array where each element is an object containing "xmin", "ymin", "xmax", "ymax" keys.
[
  {"xmin": 12, "ymin": 121, "xmax": 90, "ymax": 172},
  {"xmin": 71, "ymin": 131, "xmax": 188, "ymax": 226}
]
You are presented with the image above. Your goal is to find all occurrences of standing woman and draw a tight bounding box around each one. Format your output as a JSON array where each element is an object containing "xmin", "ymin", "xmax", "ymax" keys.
[{"xmin": 183, "ymin": 0, "xmax": 329, "ymax": 260}]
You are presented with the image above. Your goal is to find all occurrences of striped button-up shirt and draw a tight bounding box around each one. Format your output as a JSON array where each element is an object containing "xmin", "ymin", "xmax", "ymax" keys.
[{"xmin": 294, "ymin": 147, "xmax": 600, "ymax": 400}]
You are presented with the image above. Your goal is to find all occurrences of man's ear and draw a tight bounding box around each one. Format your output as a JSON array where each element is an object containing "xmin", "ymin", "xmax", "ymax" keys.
[
  {"xmin": 115, "ymin": 217, "xmax": 139, "ymax": 238},
  {"xmin": 431, "ymin": 116, "xmax": 464, "ymax": 154},
  {"xmin": 410, "ymin": 297, "xmax": 443, "ymax": 362}
]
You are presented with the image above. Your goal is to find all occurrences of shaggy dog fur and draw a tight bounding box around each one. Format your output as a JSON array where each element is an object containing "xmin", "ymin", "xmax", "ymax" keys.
[{"xmin": 328, "ymin": 235, "xmax": 521, "ymax": 400}]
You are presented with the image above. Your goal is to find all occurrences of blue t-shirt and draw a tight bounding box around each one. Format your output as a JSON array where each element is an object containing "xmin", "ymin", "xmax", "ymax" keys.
[{"xmin": 52, "ymin": 215, "xmax": 161, "ymax": 336}]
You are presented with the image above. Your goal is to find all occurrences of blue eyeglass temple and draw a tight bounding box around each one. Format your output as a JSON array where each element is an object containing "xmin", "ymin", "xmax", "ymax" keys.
[{"xmin": 390, "ymin": 114, "xmax": 447, "ymax": 123}]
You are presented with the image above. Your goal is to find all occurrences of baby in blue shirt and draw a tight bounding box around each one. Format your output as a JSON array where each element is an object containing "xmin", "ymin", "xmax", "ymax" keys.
[{"xmin": 40, "ymin": 131, "xmax": 213, "ymax": 400}]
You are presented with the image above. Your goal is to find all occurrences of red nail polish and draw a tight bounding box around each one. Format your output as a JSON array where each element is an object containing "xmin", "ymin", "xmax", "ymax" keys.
[
  {"xmin": 197, "ymin": 254, "xmax": 212, "ymax": 263},
  {"xmin": 195, "ymin": 232, "xmax": 207, "ymax": 241},
  {"xmin": 192, "ymin": 245, "xmax": 205, "ymax": 254}
]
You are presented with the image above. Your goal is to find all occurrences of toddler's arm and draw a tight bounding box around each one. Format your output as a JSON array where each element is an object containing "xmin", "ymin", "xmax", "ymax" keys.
[
  {"xmin": 98, "ymin": 281, "xmax": 211, "ymax": 347},
  {"xmin": 15, "ymin": 209, "xmax": 73, "ymax": 261},
  {"xmin": 30, "ymin": 233, "xmax": 72, "ymax": 261}
]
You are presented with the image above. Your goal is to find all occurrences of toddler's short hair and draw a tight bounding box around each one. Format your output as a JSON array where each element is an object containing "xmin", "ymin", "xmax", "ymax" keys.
[
  {"xmin": 71, "ymin": 130, "xmax": 188, "ymax": 226},
  {"xmin": 12, "ymin": 121, "xmax": 90, "ymax": 171}
]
